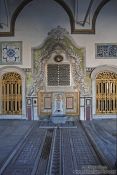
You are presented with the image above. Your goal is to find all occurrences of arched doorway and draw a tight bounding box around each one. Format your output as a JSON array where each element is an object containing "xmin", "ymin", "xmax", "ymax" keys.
[
  {"xmin": 2, "ymin": 72, "xmax": 22, "ymax": 115},
  {"xmin": 91, "ymin": 66, "xmax": 117, "ymax": 117},
  {"xmin": 96, "ymin": 72, "xmax": 117, "ymax": 114},
  {"xmin": 0, "ymin": 67, "xmax": 26, "ymax": 119}
]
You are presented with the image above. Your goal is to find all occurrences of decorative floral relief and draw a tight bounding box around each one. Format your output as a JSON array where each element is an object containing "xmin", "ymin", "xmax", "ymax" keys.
[
  {"xmin": 48, "ymin": 26, "xmax": 69, "ymax": 40},
  {"xmin": 29, "ymin": 27, "xmax": 89, "ymax": 96},
  {"xmin": 0, "ymin": 41, "xmax": 22, "ymax": 64}
]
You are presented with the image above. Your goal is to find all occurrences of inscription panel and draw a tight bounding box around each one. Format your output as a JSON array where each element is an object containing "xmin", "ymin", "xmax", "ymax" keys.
[
  {"xmin": 44, "ymin": 97, "xmax": 52, "ymax": 109},
  {"xmin": 96, "ymin": 43, "xmax": 117, "ymax": 58},
  {"xmin": 65, "ymin": 92, "xmax": 80, "ymax": 115},
  {"xmin": 38, "ymin": 92, "xmax": 52, "ymax": 116},
  {"xmin": 66, "ymin": 97, "xmax": 73, "ymax": 109}
]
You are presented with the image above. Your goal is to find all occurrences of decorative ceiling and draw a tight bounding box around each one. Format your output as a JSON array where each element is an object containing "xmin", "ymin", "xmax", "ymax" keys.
[{"xmin": 0, "ymin": 0, "xmax": 113, "ymax": 36}]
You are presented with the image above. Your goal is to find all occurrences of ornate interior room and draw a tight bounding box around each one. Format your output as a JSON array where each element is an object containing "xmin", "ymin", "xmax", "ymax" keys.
[
  {"xmin": 0, "ymin": 0, "xmax": 117, "ymax": 121},
  {"xmin": 0, "ymin": 1, "xmax": 116, "ymax": 175}
]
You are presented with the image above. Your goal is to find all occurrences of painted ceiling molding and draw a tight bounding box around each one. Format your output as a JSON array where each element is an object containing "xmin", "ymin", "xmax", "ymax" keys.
[
  {"xmin": 0, "ymin": 0, "xmax": 111, "ymax": 37},
  {"xmin": 74, "ymin": 0, "xmax": 111, "ymax": 34}
]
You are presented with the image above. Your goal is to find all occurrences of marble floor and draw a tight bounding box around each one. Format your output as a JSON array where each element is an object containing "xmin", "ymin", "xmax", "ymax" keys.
[
  {"xmin": 0, "ymin": 119, "xmax": 116, "ymax": 175},
  {"xmin": 82, "ymin": 119, "xmax": 117, "ymax": 168}
]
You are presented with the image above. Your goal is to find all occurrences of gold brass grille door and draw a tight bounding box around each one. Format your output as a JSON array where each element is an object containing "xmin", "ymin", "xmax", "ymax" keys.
[
  {"xmin": 2, "ymin": 72, "xmax": 22, "ymax": 115},
  {"xmin": 96, "ymin": 72, "xmax": 117, "ymax": 114}
]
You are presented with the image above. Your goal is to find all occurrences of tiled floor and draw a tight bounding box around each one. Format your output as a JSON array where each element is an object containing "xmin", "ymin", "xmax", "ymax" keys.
[
  {"xmin": 0, "ymin": 119, "xmax": 116, "ymax": 175},
  {"xmin": 0, "ymin": 120, "xmax": 33, "ymax": 168},
  {"xmin": 82, "ymin": 119, "xmax": 117, "ymax": 167}
]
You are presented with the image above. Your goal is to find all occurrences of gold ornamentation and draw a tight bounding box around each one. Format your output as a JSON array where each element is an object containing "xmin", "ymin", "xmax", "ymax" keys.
[
  {"xmin": 96, "ymin": 72, "xmax": 117, "ymax": 79},
  {"xmin": 2, "ymin": 72, "xmax": 22, "ymax": 115},
  {"xmin": 96, "ymin": 72, "xmax": 117, "ymax": 114}
]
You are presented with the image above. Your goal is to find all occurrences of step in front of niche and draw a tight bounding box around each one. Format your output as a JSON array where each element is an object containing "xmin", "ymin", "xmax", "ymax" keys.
[{"xmin": 0, "ymin": 115, "xmax": 26, "ymax": 120}]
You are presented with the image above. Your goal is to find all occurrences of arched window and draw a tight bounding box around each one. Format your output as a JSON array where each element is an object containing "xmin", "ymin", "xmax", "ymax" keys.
[
  {"xmin": 2, "ymin": 72, "xmax": 22, "ymax": 115},
  {"xmin": 96, "ymin": 72, "xmax": 117, "ymax": 114}
]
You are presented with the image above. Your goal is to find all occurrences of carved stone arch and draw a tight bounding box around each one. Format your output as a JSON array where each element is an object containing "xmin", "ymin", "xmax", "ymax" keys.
[
  {"xmin": 91, "ymin": 65, "xmax": 117, "ymax": 79},
  {"xmin": 30, "ymin": 26, "xmax": 89, "ymax": 96},
  {"xmin": 91, "ymin": 65, "xmax": 117, "ymax": 116},
  {"xmin": 0, "ymin": 66, "xmax": 26, "ymax": 119}
]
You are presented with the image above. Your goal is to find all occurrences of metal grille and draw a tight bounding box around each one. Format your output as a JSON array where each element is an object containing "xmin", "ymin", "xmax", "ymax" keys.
[
  {"xmin": 96, "ymin": 72, "xmax": 117, "ymax": 114},
  {"xmin": 47, "ymin": 64, "xmax": 70, "ymax": 86},
  {"xmin": 2, "ymin": 72, "xmax": 22, "ymax": 115}
]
